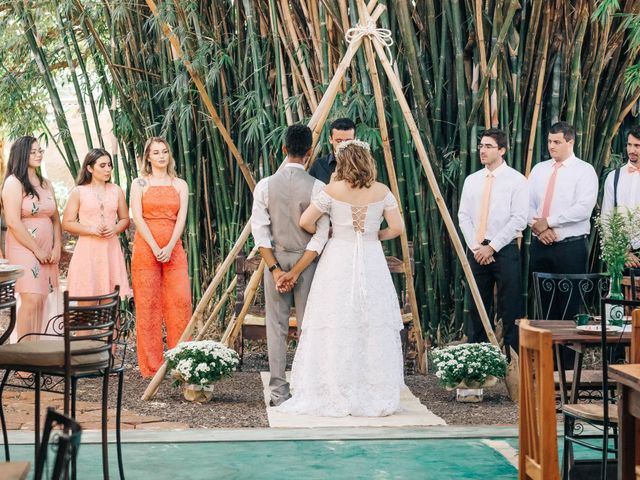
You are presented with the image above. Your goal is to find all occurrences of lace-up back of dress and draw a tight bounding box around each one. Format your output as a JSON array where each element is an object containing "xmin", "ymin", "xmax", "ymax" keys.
[{"xmin": 351, "ymin": 205, "xmax": 368, "ymax": 233}]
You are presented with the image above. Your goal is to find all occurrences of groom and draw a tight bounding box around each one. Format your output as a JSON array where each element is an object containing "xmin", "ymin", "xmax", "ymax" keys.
[{"xmin": 251, "ymin": 124, "xmax": 329, "ymax": 407}]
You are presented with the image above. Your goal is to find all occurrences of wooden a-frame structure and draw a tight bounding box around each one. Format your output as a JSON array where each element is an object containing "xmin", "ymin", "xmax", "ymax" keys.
[{"xmin": 142, "ymin": 0, "xmax": 507, "ymax": 401}]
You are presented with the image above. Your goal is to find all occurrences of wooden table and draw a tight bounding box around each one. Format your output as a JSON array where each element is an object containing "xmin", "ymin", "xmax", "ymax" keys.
[
  {"xmin": 0, "ymin": 461, "xmax": 30, "ymax": 480},
  {"xmin": 608, "ymin": 364, "xmax": 640, "ymax": 480},
  {"xmin": 527, "ymin": 320, "xmax": 631, "ymax": 405}
]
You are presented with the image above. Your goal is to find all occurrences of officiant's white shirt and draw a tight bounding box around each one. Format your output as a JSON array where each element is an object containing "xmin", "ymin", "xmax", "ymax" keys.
[{"xmin": 251, "ymin": 163, "xmax": 329, "ymax": 254}]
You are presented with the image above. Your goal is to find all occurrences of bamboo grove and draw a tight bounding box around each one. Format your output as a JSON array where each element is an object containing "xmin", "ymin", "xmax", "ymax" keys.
[{"xmin": 1, "ymin": 0, "xmax": 639, "ymax": 343}]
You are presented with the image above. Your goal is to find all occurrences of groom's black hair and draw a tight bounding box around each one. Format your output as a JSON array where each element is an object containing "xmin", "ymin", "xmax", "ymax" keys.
[{"xmin": 285, "ymin": 124, "xmax": 313, "ymax": 157}]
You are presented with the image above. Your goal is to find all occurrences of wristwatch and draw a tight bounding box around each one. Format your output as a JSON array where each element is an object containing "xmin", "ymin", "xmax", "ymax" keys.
[{"xmin": 268, "ymin": 262, "xmax": 281, "ymax": 272}]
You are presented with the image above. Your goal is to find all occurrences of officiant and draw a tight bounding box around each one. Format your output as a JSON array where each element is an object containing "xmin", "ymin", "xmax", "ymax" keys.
[{"xmin": 308, "ymin": 118, "xmax": 356, "ymax": 183}]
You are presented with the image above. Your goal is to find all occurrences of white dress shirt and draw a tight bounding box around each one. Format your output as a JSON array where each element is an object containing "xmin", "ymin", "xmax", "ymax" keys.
[
  {"xmin": 528, "ymin": 155, "xmax": 598, "ymax": 241},
  {"xmin": 458, "ymin": 162, "xmax": 529, "ymax": 252},
  {"xmin": 602, "ymin": 163, "xmax": 640, "ymax": 249},
  {"xmin": 251, "ymin": 163, "xmax": 329, "ymax": 254},
  {"xmin": 602, "ymin": 163, "xmax": 640, "ymax": 216}
]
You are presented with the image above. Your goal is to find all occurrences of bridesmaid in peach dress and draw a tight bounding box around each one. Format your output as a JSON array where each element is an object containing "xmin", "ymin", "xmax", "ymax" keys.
[
  {"xmin": 2, "ymin": 136, "xmax": 61, "ymax": 341},
  {"xmin": 62, "ymin": 149, "xmax": 131, "ymax": 298}
]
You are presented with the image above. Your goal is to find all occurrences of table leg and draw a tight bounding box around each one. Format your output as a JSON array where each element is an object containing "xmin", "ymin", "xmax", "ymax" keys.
[
  {"xmin": 556, "ymin": 344, "xmax": 568, "ymax": 406},
  {"xmin": 569, "ymin": 346, "xmax": 584, "ymax": 404},
  {"xmin": 618, "ymin": 384, "xmax": 635, "ymax": 480}
]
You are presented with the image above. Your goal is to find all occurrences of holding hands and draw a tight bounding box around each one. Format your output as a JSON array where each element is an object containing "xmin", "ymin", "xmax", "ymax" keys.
[{"xmin": 275, "ymin": 270, "xmax": 299, "ymax": 293}]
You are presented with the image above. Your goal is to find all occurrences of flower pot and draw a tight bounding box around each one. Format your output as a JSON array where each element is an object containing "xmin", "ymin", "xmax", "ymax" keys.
[
  {"xmin": 182, "ymin": 383, "xmax": 214, "ymax": 403},
  {"xmin": 456, "ymin": 388, "xmax": 484, "ymax": 403}
]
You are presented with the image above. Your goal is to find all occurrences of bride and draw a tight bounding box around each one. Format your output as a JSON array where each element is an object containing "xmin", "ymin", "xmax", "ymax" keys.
[{"xmin": 275, "ymin": 140, "xmax": 406, "ymax": 417}]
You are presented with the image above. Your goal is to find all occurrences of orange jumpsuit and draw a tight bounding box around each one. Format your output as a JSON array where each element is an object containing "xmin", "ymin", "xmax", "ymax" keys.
[{"xmin": 132, "ymin": 185, "xmax": 192, "ymax": 377}]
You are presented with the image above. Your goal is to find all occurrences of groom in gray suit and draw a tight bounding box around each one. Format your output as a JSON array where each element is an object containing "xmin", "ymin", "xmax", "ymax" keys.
[{"xmin": 251, "ymin": 124, "xmax": 329, "ymax": 406}]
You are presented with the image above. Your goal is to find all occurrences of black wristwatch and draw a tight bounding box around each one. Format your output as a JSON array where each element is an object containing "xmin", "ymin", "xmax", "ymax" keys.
[{"xmin": 268, "ymin": 262, "xmax": 281, "ymax": 272}]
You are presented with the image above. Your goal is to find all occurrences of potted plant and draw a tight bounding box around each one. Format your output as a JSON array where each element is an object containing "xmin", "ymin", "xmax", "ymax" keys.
[
  {"xmin": 597, "ymin": 208, "xmax": 640, "ymax": 322},
  {"xmin": 431, "ymin": 343, "xmax": 507, "ymax": 402},
  {"xmin": 165, "ymin": 340, "xmax": 240, "ymax": 403}
]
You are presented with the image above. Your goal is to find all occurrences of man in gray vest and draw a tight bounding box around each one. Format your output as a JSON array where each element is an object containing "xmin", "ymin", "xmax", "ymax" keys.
[{"xmin": 251, "ymin": 124, "xmax": 330, "ymax": 406}]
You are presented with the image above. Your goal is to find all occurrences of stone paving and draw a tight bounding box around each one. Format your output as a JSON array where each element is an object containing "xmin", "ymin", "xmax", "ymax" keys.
[{"xmin": 2, "ymin": 390, "xmax": 189, "ymax": 431}]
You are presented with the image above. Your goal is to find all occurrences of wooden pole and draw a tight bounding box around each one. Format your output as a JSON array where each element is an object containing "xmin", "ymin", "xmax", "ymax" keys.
[
  {"xmin": 362, "ymin": 34, "xmax": 427, "ymax": 373},
  {"xmin": 222, "ymin": 262, "xmax": 266, "ymax": 346},
  {"xmin": 196, "ymin": 277, "xmax": 237, "ymax": 340},
  {"xmin": 142, "ymin": 221, "xmax": 252, "ymax": 400},
  {"xmin": 370, "ymin": 36, "xmax": 499, "ymax": 347}
]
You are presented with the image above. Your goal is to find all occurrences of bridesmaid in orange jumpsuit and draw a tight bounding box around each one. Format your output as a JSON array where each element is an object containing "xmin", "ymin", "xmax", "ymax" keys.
[{"xmin": 130, "ymin": 137, "xmax": 192, "ymax": 377}]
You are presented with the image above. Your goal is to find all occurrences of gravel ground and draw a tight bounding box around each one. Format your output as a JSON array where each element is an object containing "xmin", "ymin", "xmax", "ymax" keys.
[{"xmin": 75, "ymin": 345, "xmax": 518, "ymax": 428}]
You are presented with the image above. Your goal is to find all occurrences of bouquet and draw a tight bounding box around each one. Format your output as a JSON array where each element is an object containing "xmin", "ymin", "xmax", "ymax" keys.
[
  {"xmin": 165, "ymin": 340, "xmax": 240, "ymax": 386},
  {"xmin": 431, "ymin": 343, "xmax": 507, "ymax": 389}
]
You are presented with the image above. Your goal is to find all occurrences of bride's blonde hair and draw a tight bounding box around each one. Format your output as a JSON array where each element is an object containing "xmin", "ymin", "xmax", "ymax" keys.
[{"xmin": 334, "ymin": 141, "xmax": 377, "ymax": 189}]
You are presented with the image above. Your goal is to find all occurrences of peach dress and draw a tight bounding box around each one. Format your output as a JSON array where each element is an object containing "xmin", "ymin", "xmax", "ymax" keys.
[
  {"xmin": 5, "ymin": 181, "xmax": 59, "ymax": 336},
  {"xmin": 66, "ymin": 183, "xmax": 131, "ymax": 297}
]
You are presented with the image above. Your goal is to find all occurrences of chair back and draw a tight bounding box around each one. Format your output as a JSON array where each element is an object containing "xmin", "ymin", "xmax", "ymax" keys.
[
  {"xmin": 629, "ymin": 268, "xmax": 640, "ymax": 301},
  {"xmin": 518, "ymin": 319, "xmax": 559, "ymax": 480},
  {"xmin": 34, "ymin": 407, "xmax": 82, "ymax": 480},
  {"xmin": 532, "ymin": 272, "xmax": 609, "ymax": 320},
  {"xmin": 62, "ymin": 287, "xmax": 120, "ymax": 374},
  {"xmin": 633, "ymin": 308, "xmax": 640, "ymax": 363}
]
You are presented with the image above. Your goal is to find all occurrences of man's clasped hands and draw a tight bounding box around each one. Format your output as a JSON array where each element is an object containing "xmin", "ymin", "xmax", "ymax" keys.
[{"xmin": 273, "ymin": 269, "xmax": 300, "ymax": 294}]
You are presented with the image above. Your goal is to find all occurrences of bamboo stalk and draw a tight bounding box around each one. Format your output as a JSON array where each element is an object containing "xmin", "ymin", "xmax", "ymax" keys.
[{"xmin": 362, "ymin": 34, "xmax": 426, "ymax": 373}]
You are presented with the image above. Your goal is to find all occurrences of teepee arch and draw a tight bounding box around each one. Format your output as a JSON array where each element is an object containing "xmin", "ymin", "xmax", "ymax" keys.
[{"xmin": 142, "ymin": 0, "xmax": 506, "ymax": 401}]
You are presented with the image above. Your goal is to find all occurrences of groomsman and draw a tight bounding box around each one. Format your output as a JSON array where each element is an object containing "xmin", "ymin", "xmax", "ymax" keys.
[
  {"xmin": 601, "ymin": 125, "xmax": 640, "ymax": 268},
  {"xmin": 308, "ymin": 118, "xmax": 355, "ymax": 184},
  {"xmin": 458, "ymin": 129, "xmax": 528, "ymax": 352},
  {"xmin": 528, "ymin": 122, "xmax": 598, "ymax": 319}
]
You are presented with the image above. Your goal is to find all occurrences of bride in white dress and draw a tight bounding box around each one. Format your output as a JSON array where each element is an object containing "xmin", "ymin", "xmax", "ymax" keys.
[{"xmin": 275, "ymin": 140, "xmax": 406, "ymax": 417}]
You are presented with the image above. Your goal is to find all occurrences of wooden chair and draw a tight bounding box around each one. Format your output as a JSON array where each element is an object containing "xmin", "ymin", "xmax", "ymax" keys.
[
  {"xmin": 633, "ymin": 307, "xmax": 640, "ymax": 363},
  {"xmin": 235, "ymin": 245, "xmax": 418, "ymax": 372},
  {"xmin": 518, "ymin": 319, "xmax": 559, "ymax": 480}
]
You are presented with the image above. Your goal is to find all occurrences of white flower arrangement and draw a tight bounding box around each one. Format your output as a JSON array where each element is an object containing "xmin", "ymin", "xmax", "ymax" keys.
[
  {"xmin": 165, "ymin": 340, "xmax": 240, "ymax": 386},
  {"xmin": 431, "ymin": 343, "xmax": 507, "ymax": 389}
]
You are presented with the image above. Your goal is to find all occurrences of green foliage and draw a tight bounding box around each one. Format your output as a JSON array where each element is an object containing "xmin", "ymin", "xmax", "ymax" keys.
[{"xmin": 597, "ymin": 208, "xmax": 640, "ymax": 276}]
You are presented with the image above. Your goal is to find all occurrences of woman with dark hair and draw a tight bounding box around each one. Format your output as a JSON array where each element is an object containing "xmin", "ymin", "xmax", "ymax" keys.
[
  {"xmin": 2, "ymin": 136, "xmax": 61, "ymax": 341},
  {"xmin": 62, "ymin": 148, "xmax": 130, "ymax": 298},
  {"xmin": 130, "ymin": 137, "xmax": 191, "ymax": 377}
]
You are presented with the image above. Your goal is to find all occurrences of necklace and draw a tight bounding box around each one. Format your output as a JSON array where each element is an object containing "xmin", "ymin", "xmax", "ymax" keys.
[{"xmin": 91, "ymin": 183, "xmax": 107, "ymax": 223}]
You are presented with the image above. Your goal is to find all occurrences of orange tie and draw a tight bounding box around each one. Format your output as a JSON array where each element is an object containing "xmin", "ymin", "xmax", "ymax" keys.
[
  {"xmin": 541, "ymin": 162, "xmax": 562, "ymax": 218},
  {"xmin": 475, "ymin": 172, "xmax": 495, "ymax": 244},
  {"xmin": 628, "ymin": 163, "xmax": 639, "ymax": 174}
]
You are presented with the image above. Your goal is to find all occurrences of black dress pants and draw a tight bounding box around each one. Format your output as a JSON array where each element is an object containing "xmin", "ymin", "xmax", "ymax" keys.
[
  {"xmin": 529, "ymin": 235, "xmax": 589, "ymax": 321},
  {"xmin": 467, "ymin": 242, "xmax": 523, "ymax": 352}
]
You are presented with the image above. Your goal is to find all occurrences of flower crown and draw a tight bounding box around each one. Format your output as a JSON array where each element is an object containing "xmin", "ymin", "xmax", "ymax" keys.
[{"xmin": 335, "ymin": 139, "xmax": 371, "ymax": 154}]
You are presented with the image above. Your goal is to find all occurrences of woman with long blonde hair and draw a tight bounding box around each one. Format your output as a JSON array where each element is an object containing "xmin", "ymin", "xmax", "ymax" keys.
[
  {"xmin": 129, "ymin": 137, "xmax": 191, "ymax": 377},
  {"xmin": 275, "ymin": 140, "xmax": 406, "ymax": 417}
]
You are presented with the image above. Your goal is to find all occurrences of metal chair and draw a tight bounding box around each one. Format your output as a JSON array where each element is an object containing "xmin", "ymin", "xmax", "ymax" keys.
[
  {"xmin": 35, "ymin": 407, "xmax": 82, "ymax": 480},
  {"xmin": 532, "ymin": 272, "xmax": 610, "ymax": 321},
  {"xmin": 0, "ymin": 287, "xmax": 119, "ymax": 480},
  {"xmin": 562, "ymin": 297, "xmax": 640, "ymax": 480},
  {"xmin": 628, "ymin": 268, "xmax": 640, "ymax": 300}
]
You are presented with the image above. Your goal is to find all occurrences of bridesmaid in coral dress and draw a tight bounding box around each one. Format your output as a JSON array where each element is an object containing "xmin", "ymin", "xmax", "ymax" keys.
[
  {"xmin": 130, "ymin": 137, "xmax": 191, "ymax": 377},
  {"xmin": 2, "ymin": 136, "xmax": 61, "ymax": 341},
  {"xmin": 62, "ymin": 149, "xmax": 131, "ymax": 298}
]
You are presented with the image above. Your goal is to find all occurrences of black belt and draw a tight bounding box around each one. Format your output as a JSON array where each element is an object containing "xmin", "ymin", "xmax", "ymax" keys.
[
  {"xmin": 481, "ymin": 239, "xmax": 518, "ymax": 246},
  {"xmin": 534, "ymin": 234, "xmax": 588, "ymax": 244}
]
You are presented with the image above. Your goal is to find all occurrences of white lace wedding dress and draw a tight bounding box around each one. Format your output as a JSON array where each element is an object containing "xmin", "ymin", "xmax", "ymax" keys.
[{"xmin": 275, "ymin": 190, "xmax": 405, "ymax": 417}]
